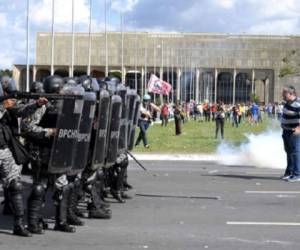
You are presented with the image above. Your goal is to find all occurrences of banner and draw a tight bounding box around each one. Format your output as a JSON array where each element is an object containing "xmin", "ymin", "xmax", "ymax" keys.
[{"xmin": 147, "ymin": 74, "xmax": 172, "ymax": 95}]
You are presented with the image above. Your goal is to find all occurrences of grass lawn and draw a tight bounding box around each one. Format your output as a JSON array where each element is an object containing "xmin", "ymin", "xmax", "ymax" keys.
[{"xmin": 133, "ymin": 116, "xmax": 275, "ymax": 154}]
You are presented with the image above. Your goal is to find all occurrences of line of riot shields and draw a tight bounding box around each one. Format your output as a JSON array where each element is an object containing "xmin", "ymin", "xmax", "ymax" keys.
[
  {"xmin": 24, "ymin": 75, "xmax": 141, "ymax": 176},
  {"xmin": 0, "ymin": 74, "xmax": 141, "ymax": 235}
]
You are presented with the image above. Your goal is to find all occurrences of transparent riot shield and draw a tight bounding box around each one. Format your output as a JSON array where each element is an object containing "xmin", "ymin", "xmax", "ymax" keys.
[
  {"xmin": 105, "ymin": 94, "xmax": 122, "ymax": 167},
  {"xmin": 91, "ymin": 89, "xmax": 111, "ymax": 170},
  {"xmin": 128, "ymin": 95, "xmax": 141, "ymax": 151},
  {"xmin": 69, "ymin": 91, "xmax": 96, "ymax": 175},
  {"xmin": 127, "ymin": 89, "xmax": 137, "ymax": 147},
  {"xmin": 48, "ymin": 85, "xmax": 84, "ymax": 174},
  {"xmin": 116, "ymin": 85, "xmax": 129, "ymax": 154}
]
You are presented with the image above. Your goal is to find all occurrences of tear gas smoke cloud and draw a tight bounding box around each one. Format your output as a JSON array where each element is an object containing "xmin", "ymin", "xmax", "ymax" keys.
[{"xmin": 217, "ymin": 129, "xmax": 285, "ymax": 169}]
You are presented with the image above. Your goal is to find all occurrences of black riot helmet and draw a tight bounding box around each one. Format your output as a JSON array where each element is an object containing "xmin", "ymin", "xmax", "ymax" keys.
[
  {"xmin": 0, "ymin": 76, "xmax": 17, "ymax": 93},
  {"xmin": 105, "ymin": 75, "xmax": 121, "ymax": 94},
  {"xmin": 105, "ymin": 75, "xmax": 121, "ymax": 85},
  {"xmin": 79, "ymin": 75, "xmax": 100, "ymax": 92},
  {"xmin": 30, "ymin": 81, "xmax": 45, "ymax": 93},
  {"xmin": 97, "ymin": 77, "xmax": 107, "ymax": 90},
  {"xmin": 79, "ymin": 75, "xmax": 93, "ymax": 91},
  {"xmin": 43, "ymin": 75, "xmax": 64, "ymax": 94},
  {"xmin": 64, "ymin": 77, "xmax": 78, "ymax": 86}
]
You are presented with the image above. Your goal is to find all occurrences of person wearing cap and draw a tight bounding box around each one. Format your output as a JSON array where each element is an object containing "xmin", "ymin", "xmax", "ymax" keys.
[{"xmin": 135, "ymin": 94, "xmax": 160, "ymax": 148}]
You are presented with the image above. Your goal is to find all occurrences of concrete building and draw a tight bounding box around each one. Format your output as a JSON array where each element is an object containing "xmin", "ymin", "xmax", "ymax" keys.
[{"xmin": 13, "ymin": 32, "xmax": 300, "ymax": 104}]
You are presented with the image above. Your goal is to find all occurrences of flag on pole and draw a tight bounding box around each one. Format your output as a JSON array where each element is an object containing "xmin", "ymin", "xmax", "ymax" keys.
[{"xmin": 148, "ymin": 74, "xmax": 172, "ymax": 95}]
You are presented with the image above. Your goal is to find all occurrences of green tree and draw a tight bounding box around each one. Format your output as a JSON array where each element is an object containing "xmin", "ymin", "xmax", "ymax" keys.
[
  {"xmin": 279, "ymin": 50, "xmax": 300, "ymax": 78},
  {"xmin": 0, "ymin": 69, "xmax": 12, "ymax": 78},
  {"xmin": 250, "ymin": 93, "xmax": 260, "ymax": 103}
]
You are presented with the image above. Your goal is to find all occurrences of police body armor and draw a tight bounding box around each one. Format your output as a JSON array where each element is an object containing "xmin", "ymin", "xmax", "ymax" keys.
[
  {"xmin": 48, "ymin": 85, "xmax": 84, "ymax": 174},
  {"xmin": 69, "ymin": 91, "xmax": 96, "ymax": 175}
]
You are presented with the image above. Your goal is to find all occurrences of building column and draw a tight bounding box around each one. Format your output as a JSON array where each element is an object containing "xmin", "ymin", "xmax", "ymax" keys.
[
  {"xmin": 159, "ymin": 67, "xmax": 164, "ymax": 80},
  {"xmin": 251, "ymin": 69, "xmax": 255, "ymax": 94},
  {"xmin": 141, "ymin": 67, "xmax": 145, "ymax": 97},
  {"xmin": 195, "ymin": 68, "xmax": 200, "ymax": 103},
  {"xmin": 69, "ymin": 66, "xmax": 73, "ymax": 77},
  {"xmin": 122, "ymin": 66, "xmax": 126, "ymax": 84},
  {"xmin": 214, "ymin": 68, "xmax": 218, "ymax": 103},
  {"xmin": 12, "ymin": 66, "xmax": 21, "ymax": 90},
  {"xmin": 176, "ymin": 68, "xmax": 181, "ymax": 102},
  {"xmin": 265, "ymin": 78, "xmax": 269, "ymax": 104},
  {"xmin": 233, "ymin": 69, "xmax": 237, "ymax": 105},
  {"xmin": 33, "ymin": 66, "xmax": 37, "ymax": 82}
]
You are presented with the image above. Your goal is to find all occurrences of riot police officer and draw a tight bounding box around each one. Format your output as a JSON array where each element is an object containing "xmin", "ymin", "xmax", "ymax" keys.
[
  {"xmin": 80, "ymin": 76, "xmax": 112, "ymax": 219},
  {"xmin": 24, "ymin": 76, "xmax": 76, "ymax": 234},
  {"xmin": 0, "ymin": 76, "xmax": 47, "ymax": 237}
]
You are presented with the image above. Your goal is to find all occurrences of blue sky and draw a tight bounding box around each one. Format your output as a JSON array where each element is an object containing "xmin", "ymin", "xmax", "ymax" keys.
[{"xmin": 0, "ymin": 0, "xmax": 300, "ymax": 69}]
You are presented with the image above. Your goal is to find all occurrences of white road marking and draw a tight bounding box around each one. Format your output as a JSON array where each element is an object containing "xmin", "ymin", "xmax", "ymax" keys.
[
  {"xmin": 227, "ymin": 222, "xmax": 300, "ymax": 226},
  {"xmin": 245, "ymin": 191, "xmax": 300, "ymax": 194}
]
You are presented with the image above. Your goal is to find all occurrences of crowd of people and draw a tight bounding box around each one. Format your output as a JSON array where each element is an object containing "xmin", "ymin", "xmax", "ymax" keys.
[{"xmin": 134, "ymin": 96, "xmax": 285, "ymax": 148}]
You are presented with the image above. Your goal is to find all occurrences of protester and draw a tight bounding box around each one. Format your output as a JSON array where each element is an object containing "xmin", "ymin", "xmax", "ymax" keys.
[
  {"xmin": 135, "ymin": 94, "xmax": 160, "ymax": 148},
  {"xmin": 161, "ymin": 102, "xmax": 169, "ymax": 127},
  {"xmin": 215, "ymin": 101, "xmax": 225, "ymax": 139},
  {"xmin": 232, "ymin": 105, "xmax": 239, "ymax": 128},
  {"xmin": 251, "ymin": 102, "xmax": 259, "ymax": 124},
  {"xmin": 174, "ymin": 104, "xmax": 184, "ymax": 136},
  {"xmin": 281, "ymin": 86, "xmax": 300, "ymax": 182},
  {"xmin": 203, "ymin": 101, "xmax": 210, "ymax": 122},
  {"xmin": 211, "ymin": 103, "xmax": 217, "ymax": 121},
  {"xmin": 197, "ymin": 103, "xmax": 204, "ymax": 122}
]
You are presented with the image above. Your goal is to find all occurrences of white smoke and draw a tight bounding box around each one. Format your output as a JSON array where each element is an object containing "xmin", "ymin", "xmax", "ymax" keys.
[{"xmin": 217, "ymin": 129, "xmax": 286, "ymax": 169}]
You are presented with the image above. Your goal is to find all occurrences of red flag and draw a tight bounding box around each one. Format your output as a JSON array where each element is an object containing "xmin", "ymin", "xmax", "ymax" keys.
[{"xmin": 148, "ymin": 74, "xmax": 172, "ymax": 95}]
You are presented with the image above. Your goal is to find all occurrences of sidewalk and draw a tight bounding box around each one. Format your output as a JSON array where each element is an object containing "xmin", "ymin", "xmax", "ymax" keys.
[{"xmin": 128, "ymin": 153, "xmax": 217, "ymax": 161}]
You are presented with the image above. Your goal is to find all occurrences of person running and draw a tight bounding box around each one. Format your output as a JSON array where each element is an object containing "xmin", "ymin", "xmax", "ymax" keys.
[{"xmin": 135, "ymin": 94, "xmax": 160, "ymax": 148}]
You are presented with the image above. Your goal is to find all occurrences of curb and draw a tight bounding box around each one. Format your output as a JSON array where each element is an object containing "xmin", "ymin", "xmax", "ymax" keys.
[{"xmin": 128, "ymin": 153, "xmax": 217, "ymax": 161}]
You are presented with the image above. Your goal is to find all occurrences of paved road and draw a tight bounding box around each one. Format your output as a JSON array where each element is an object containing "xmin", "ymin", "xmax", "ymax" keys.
[{"xmin": 0, "ymin": 161, "xmax": 300, "ymax": 250}]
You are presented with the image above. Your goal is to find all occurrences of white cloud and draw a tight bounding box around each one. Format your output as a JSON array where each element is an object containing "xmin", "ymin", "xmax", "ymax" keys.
[
  {"xmin": 0, "ymin": 13, "xmax": 7, "ymax": 29},
  {"xmin": 111, "ymin": 0, "xmax": 139, "ymax": 12},
  {"xmin": 214, "ymin": 0, "xmax": 237, "ymax": 9},
  {"xmin": 0, "ymin": 51, "xmax": 14, "ymax": 69},
  {"xmin": 247, "ymin": 18, "xmax": 300, "ymax": 35},
  {"xmin": 30, "ymin": 0, "xmax": 90, "ymax": 30}
]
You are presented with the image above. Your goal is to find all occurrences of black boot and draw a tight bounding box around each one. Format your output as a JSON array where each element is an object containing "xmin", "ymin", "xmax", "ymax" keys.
[
  {"xmin": 53, "ymin": 187, "xmax": 76, "ymax": 233},
  {"xmin": 27, "ymin": 184, "xmax": 45, "ymax": 234},
  {"xmin": 123, "ymin": 158, "xmax": 133, "ymax": 191},
  {"xmin": 8, "ymin": 180, "xmax": 32, "ymax": 237},
  {"xmin": 86, "ymin": 182, "xmax": 112, "ymax": 219},
  {"xmin": 121, "ymin": 192, "xmax": 133, "ymax": 200},
  {"xmin": 88, "ymin": 204, "xmax": 112, "ymax": 219},
  {"xmin": 110, "ymin": 189, "xmax": 126, "ymax": 203},
  {"xmin": 123, "ymin": 182, "xmax": 133, "ymax": 191},
  {"xmin": 67, "ymin": 183, "xmax": 84, "ymax": 226},
  {"xmin": 13, "ymin": 217, "xmax": 32, "ymax": 237}
]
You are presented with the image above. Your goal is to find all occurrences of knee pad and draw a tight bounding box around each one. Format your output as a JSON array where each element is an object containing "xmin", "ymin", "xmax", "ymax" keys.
[
  {"xmin": 9, "ymin": 179, "xmax": 23, "ymax": 193},
  {"xmin": 73, "ymin": 177, "xmax": 81, "ymax": 188},
  {"xmin": 31, "ymin": 184, "xmax": 46, "ymax": 199},
  {"xmin": 120, "ymin": 156, "xmax": 129, "ymax": 168}
]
